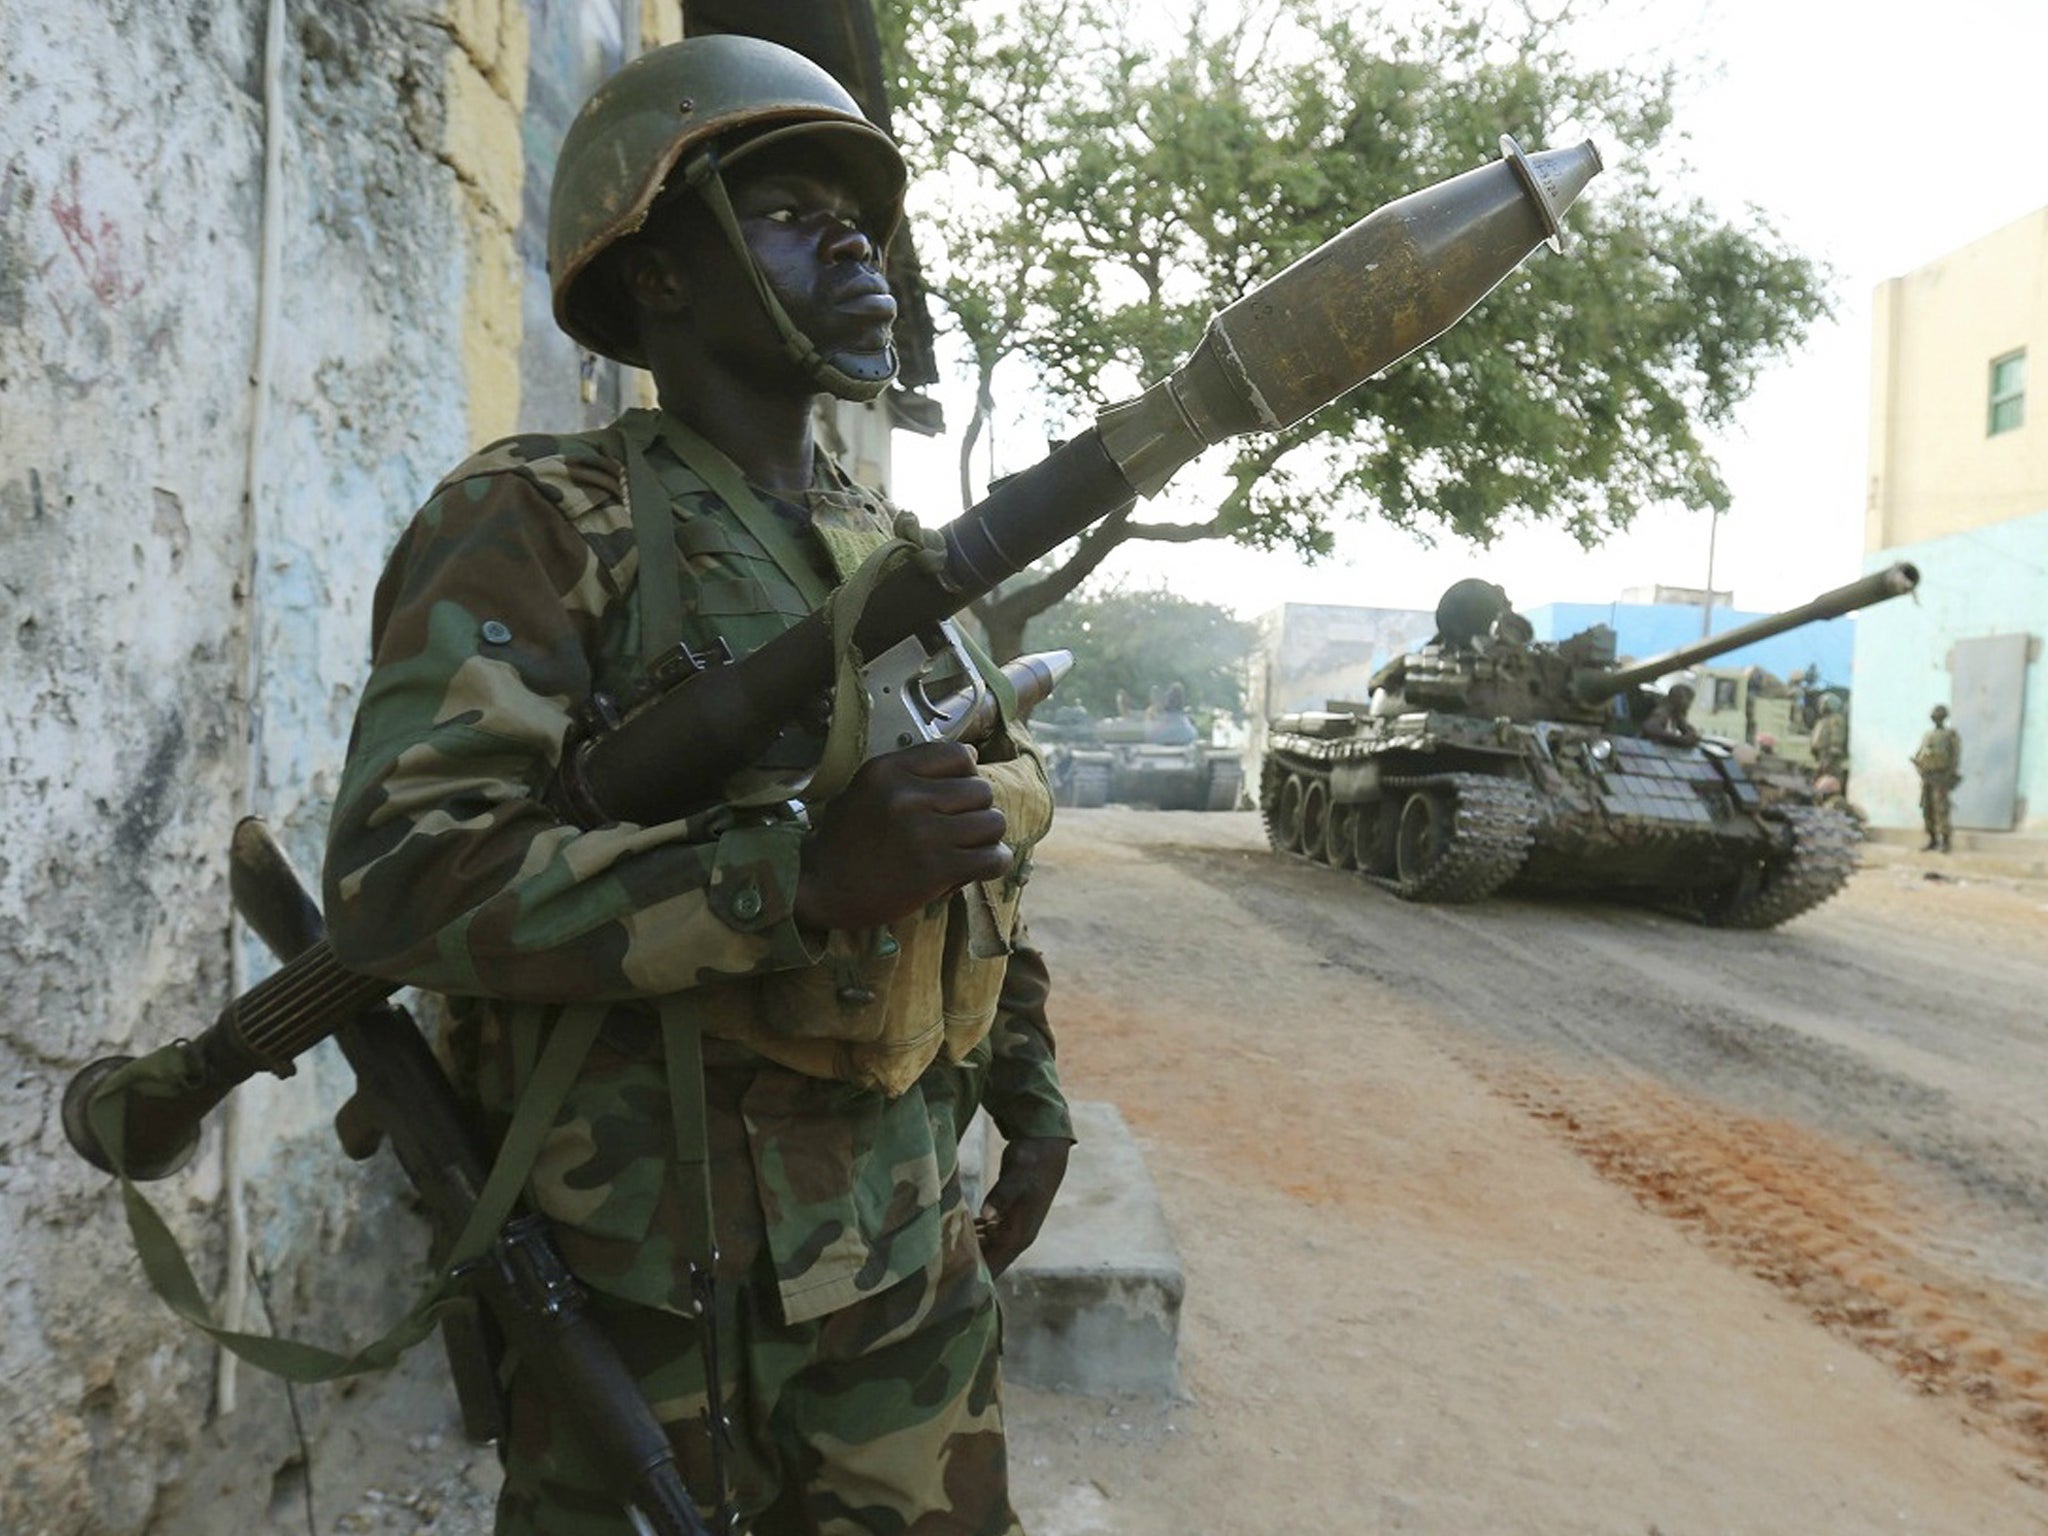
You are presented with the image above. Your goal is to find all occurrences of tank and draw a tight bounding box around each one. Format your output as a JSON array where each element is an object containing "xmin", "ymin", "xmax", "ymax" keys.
[
  {"xmin": 1035, "ymin": 705, "xmax": 1116, "ymax": 808},
  {"xmin": 1038, "ymin": 699, "xmax": 1244, "ymax": 810},
  {"xmin": 1256, "ymin": 564, "xmax": 1919, "ymax": 926}
]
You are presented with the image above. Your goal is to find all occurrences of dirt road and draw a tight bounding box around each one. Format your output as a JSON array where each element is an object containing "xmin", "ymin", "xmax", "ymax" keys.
[{"xmin": 1005, "ymin": 808, "xmax": 2048, "ymax": 1535}]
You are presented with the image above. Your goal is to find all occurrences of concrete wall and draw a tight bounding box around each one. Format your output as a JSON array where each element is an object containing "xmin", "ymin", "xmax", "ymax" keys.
[
  {"xmin": 1243, "ymin": 602, "xmax": 1432, "ymax": 779},
  {"xmin": 1247, "ymin": 602, "xmax": 1435, "ymax": 716},
  {"xmin": 0, "ymin": 1, "xmax": 547, "ymax": 1529},
  {"xmin": 1867, "ymin": 206, "xmax": 2048, "ymax": 552},
  {"xmin": 1849, "ymin": 507, "xmax": 2048, "ymax": 834},
  {"xmin": 1524, "ymin": 601, "xmax": 1856, "ymax": 687}
]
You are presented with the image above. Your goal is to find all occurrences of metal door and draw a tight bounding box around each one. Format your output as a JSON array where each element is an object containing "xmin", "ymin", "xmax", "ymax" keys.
[{"xmin": 1948, "ymin": 633, "xmax": 2032, "ymax": 830}]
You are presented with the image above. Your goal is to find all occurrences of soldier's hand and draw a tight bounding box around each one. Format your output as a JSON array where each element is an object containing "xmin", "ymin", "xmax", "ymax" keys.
[
  {"xmin": 976, "ymin": 1135, "xmax": 1071, "ymax": 1279},
  {"xmin": 796, "ymin": 740, "xmax": 1011, "ymax": 932}
]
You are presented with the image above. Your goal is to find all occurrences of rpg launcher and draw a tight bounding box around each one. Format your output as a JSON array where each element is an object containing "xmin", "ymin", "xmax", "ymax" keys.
[
  {"xmin": 64, "ymin": 129, "xmax": 1601, "ymax": 1214},
  {"xmin": 560, "ymin": 134, "xmax": 1603, "ymax": 827}
]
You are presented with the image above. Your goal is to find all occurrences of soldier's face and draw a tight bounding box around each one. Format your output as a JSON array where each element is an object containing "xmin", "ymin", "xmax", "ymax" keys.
[
  {"xmin": 726, "ymin": 145, "xmax": 897, "ymax": 355},
  {"xmin": 629, "ymin": 140, "xmax": 896, "ymax": 392}
]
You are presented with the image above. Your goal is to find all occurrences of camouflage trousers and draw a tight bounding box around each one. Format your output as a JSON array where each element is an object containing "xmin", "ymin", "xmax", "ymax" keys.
[
  {"xmin": 493, "ymin": 1109, "xmax": 1021, "ymax": 1535},
  {"xmin": 1920, "ymin": 777, "xmax": 1954, "ymax": 845}
]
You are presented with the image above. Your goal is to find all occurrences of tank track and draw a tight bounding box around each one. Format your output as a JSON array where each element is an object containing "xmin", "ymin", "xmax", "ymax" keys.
[
  {"xmin": 1204, "ymin": 756, "xmax": 1244, "ymax": 811},
  {"xmin": 1369, "ymin": 772, "xmax": 1541, "ymax": 904},
  {"xmin": 1698, "ymin": 804, "xmax": 1861, "ymax": 929},
  {"xmin": 1259, "ymin": 754, "xmax": 1292, "ymax": 850},
  {"xmin": 1069, "ymin": 759, "xmax": 1110, "ymax": 808}
]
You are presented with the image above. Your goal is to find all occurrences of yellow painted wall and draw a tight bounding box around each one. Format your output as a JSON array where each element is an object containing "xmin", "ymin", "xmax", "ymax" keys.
[
  {"xmin": 448, "ymin": 2, "xmax": 688, "ymax": 439},
  {"xmin": 1866, "ymin": 207, "xmax": 2048, "ymax": 552},
  {"xmin": 446, "ymin": 0, "xmax": 531, "ymax": 445}
]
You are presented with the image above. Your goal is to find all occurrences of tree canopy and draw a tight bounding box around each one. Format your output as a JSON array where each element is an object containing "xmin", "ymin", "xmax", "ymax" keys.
[
  {"xmin": 1024, "ymin": 583, "xmax": 1257, "ymax": 719},
  {"xmin": 878, "ymin": 0, "xmax": 1830, "ymax": 660}
]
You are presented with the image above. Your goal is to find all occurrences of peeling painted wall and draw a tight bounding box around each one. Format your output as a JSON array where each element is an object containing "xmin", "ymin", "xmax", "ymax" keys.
[{"xmin": 0, "ymin": 0, "xmax": 536, "ymax": 1528}]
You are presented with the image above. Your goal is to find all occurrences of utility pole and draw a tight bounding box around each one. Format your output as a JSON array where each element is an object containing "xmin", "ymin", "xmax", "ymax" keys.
[{"xmin": 1700, "ymin": 506, "xmax": 1721, "ymax": 639}]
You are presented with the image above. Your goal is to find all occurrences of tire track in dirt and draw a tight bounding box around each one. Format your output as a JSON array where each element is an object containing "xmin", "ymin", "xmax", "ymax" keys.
[
  {"xmin": 1152, "ymin": 828, "xmax": 2048, "ymax": 1477},
  {"xmin": 1487, "ymin": 1062, "xmax": 2048, "ymax": 1478}
]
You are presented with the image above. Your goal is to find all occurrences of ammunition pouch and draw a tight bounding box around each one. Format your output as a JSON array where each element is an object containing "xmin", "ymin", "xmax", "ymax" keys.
[{"xmin": 701, "ymin": 725, "xmax": 1053, "ymax": 1096}]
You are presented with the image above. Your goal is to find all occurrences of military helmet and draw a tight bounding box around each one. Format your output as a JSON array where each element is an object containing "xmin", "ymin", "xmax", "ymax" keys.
[
  {"xmin": 1820, "ymin": 693, "xmax": 1843, "ymax": 714},
  {"xmin": 548, "ymin": 34, "xmax": 907, "ymax": 382},
  {"xmin": 1434, "ymin": 579, "xmax": 1512, "ymax": 648},
  {"xmin": 1931, "ymin": 703, "xmax": 1950, "ymax": 721}
]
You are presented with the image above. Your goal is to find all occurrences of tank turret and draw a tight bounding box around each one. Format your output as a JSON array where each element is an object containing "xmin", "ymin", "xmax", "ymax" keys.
[{"xmin": 1259, "ymin": 565, "xmax": 1921, "ymax": 927}]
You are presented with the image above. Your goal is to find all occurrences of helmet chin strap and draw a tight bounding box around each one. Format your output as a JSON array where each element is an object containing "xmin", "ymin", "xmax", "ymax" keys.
[{"xmin": 684, "ymin": 150, "xmax": 898, "ymax": 403}]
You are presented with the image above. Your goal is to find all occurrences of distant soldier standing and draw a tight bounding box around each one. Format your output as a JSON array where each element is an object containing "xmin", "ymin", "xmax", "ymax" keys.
[
  {"xmin": 1912, "ymin": 703, "xmax": 1962, "ymax": 852},
  {"xmin": 1810, "ymin": 693, "xmax": 1849, "ymax": 795}
]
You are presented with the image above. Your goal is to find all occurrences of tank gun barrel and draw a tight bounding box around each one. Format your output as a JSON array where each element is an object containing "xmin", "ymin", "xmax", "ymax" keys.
[{"xmin": 1571, "ymin": 563, "xmax": 1920, "ymax": 702}]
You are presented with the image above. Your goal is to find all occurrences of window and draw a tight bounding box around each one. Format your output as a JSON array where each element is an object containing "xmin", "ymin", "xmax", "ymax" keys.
[{"xmin": 1989, "ymin": 349, "xmax": 2026, "ymax": 435}]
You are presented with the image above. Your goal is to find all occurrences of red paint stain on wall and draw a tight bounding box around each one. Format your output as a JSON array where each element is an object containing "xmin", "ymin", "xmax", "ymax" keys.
[{"xmin": 49, "ymin": 163, "xmax": 141, "ymax": 307}]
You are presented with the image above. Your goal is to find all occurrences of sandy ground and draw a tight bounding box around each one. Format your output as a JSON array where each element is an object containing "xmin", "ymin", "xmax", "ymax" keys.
[
  {"xmin": 144, "ymin": 811, "xmax": 2048, "ymax": 1535},
  {"xmin": 1004, "ymin": 810, "xmax": 2048, "ymax": 1536}
]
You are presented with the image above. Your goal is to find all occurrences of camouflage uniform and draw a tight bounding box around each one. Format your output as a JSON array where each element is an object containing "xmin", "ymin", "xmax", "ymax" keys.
[
  {"xmin": 1912, "ymin": 713, "xmax": 1962, "ymax": 852},
  {"xmin": 1810, "ymin": 706, "xmax": 1849, "ymax": 794},
  {"xmin": 325, "ymin": 409, "xmax": 1070, "ymax": 1534}
]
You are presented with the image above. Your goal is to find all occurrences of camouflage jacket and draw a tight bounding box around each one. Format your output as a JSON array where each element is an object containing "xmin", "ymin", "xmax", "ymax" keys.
[
  {"xmin": 1913, "ymin": 725, "xmax": 1961, "ymax": 779},
  {"xmin": 325, "ymin": 409, "xmax": 1072, "ymax": 1324}
]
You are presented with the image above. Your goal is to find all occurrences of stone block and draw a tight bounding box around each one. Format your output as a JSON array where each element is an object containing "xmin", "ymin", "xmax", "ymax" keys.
[{"xmin": 973, "ymin": 1099, "xmax": 1184, "ymax": 1398}]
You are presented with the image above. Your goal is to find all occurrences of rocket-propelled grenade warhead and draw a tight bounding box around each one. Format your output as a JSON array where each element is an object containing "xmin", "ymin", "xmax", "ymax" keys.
[{"xmin": 1096, "ymin": 135, "xmax": 1603, "ymax": 496}]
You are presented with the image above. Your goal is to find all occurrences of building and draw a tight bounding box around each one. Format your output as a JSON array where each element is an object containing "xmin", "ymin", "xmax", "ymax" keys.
[
  {"xmin": 1855, "ymin": 207, "xmax": 2048, "ymax": 835},
  {"xmin": 1242, "ymin": 602, "xmax": 1434, "ymax": 776}
]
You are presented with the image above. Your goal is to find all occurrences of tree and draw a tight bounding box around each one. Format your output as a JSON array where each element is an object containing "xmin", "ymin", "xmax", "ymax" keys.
[
  {"xmin": 1025, "ymin": 583, "xmax": 1256, "ymax": 719},
  {"xmin": 878, "ymin": 0, "xmax": 1830, "ymax": 661}
]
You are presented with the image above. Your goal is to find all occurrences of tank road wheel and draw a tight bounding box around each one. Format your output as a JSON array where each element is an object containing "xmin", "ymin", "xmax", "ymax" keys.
[
  {"xmin": 1357, "ymin": 802, "xmax": 1398, "ymax": 877},
  {"xmin": 1273, "ymin": 774, "xmax": 1307, "ymax": 853},
  {"xmin": 1069, "ymin": 759, "xmax": 1110, "ymax": 809},
  {"xmin": 1324, "ymin": 801, "xmax": 1360, "ymax": 870},
  {"xmin": 1300, "ymin": 778, "xmax": 1331, "ymax": 863},
  {"xmin": 1394, "ymin": 790, "xmax": 1449, "ymax": 884},
  {"xmin": 1203, "ymin": 757, "xmax": 1243, "ymax": 811},
  {"xmin": 1373, "ymin": 773, "xmax": 1540, "ymax": 905}
]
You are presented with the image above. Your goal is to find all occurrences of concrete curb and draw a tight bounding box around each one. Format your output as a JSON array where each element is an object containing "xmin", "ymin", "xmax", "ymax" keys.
[{"xmin": 963, "ymin": 1100, "xmax": 1186, "ymax": 1399}]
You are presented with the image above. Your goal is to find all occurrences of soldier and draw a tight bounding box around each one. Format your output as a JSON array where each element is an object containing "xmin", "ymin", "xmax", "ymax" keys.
[
  {"xmin": 1810, "ymin": 693, "xmax": 1849, "ymax": 796},
  {"xmin": 1642, "ymin": 682, "xmax": 1701, "ymax": 745},
  {"xmin": 324, "ymin": 36, "xmax": 1071, "ymax": 1535},
  {"xmin": 1912, "ymin": 703, "xmax": 1962, "ymax": 852}
]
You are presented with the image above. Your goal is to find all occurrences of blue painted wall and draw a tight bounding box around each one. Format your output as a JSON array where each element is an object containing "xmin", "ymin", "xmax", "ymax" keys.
[{"xmin": 1851, "ymin": 506, "xmax": 2048, "ymax": 833}]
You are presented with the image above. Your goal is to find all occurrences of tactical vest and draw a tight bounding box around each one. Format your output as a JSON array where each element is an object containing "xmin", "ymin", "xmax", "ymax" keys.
[{"xmin": 602, "ymin": 408, "xmax": 1052, "ymax": 1096}]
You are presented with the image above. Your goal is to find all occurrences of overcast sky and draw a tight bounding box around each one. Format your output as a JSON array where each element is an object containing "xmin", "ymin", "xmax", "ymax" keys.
[{"xmin": 891, "ymin": 0, "xmax": 2047, "ymax": 620}]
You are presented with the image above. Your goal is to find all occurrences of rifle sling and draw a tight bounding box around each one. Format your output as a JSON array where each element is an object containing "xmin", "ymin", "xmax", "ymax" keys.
[{"xmin": 86, "ymin": 1004, "xmax": 605, "ymax": 1384}]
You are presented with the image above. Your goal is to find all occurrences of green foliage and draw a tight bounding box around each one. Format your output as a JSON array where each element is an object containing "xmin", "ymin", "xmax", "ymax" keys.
[
  {"xmin": 878, "ymin": 0, "xmax": 1831, "ymax": 648},
  {"xmin": 1025, "ymin": 583, "xmax": 1257, "ymax": 719}
]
